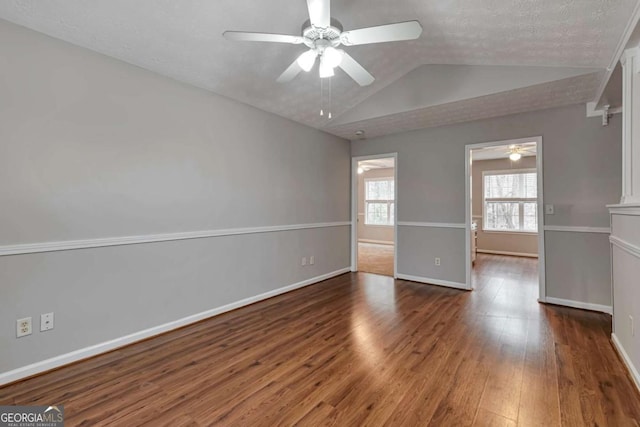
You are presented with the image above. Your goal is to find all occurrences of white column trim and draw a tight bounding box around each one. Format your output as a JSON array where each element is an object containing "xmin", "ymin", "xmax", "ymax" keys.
[
  {"xmin": 0, "ymin": 221, "xmax": 352, "ymax": 256},
  {"xmin": 621, "ymin": 46, "xmax": 640, "ymax": 204},
  {"xmin": 610, "ymin": 235, "xmax": 640, "ymax": 259},
  {"xmin": 608, "ymin": 204, "xmax": 640, "ymax": 216}
]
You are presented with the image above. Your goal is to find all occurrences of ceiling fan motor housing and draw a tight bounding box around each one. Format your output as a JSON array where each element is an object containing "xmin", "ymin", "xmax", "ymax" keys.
[{"xmin": 302, "ymin": 18, "xmax": 343, "ymax": 50}]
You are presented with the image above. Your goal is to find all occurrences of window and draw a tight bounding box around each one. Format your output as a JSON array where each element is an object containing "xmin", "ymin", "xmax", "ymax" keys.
[
  {"xmin": 365, "ymin": 178, "xmax": 394, "ymax": 226},
  {"xmin": 483, "ymin": 169, "xmax": 537, "ymax": 233}
]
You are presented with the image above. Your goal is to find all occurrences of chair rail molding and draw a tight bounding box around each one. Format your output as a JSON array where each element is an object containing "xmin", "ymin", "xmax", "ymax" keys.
[
  {"xmin": 0, "ymin": 221, "xmax": 352, "ymax": 256},
  {"xmin": 543, "ymin": 225, "xmax": 611, "ymax": 234}
]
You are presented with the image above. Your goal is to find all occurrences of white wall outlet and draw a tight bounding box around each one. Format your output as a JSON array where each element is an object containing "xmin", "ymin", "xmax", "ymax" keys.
[
  {"xmin": 17, "ymin": 317, "xmax": 32, "ymax": 338},
  {"xmin": 545, "ymin": 204, "xmax": 555, "ymax": 215},
  {"xmin": 435, "ymin": 257, "xmax": 441, "ymax": 266},
  {"xmin": 301, "ymin": 257, "xmax": 307, "ymax": 266},
  {"xmin": 41, "ymin": 312, "xmax": 54, "ymax": 332},
  {"xmin": 630, "ymin": 315, "xmax": 634, "ymax": 337},
  {"xmin": 309, "ymin": 256, "xmax": 315, "ymax": 265}
]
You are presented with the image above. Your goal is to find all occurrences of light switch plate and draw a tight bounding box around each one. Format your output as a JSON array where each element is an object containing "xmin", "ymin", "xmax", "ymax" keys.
[{"xmin": 545, "ymin": 204, "xmax": 555, "ymax": 215}]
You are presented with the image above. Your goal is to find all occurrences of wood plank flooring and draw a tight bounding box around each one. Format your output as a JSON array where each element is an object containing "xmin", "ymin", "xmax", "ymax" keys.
[
  {"xmin": 357, "ymin": 242, "xmax": 394, "ymax": 277},
  {"xmin": 1, "ymin": 254, "xmax": 639, "ymax": 425}
]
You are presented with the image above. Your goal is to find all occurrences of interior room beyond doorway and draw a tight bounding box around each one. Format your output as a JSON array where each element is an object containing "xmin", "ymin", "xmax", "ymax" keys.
[{"xmin": 357, "ymin": 157, "xmax": 395, "ymax": 277}]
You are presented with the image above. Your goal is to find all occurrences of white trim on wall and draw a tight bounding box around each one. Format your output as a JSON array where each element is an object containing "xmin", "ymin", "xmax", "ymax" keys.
[
  {"xmin": 610, "ymin": 236, "xmax": 640, "ymax": 259},
  {"xmin": 476, "ymin": 249, "xmax": 538, "ymax": 258},
  {"xmin": 397, "ymin": 221, "xmax": 465, "ymax": 229},
  {"xmin": 612, "ymin": 333, "xmax": 640, "ymax": 394},
  {"xmin": 543, "ymin": 225, "xmax": 611, "ymax": 234},
  {"xmin": 396, "ymin": 273, "xmax": 469, "ymax": 291},
  {"xmin": 0, "ymin": 222, "xmax": 351, "ymax": 257},
  {"xmin": 608, "ymin": 204, "xmax": 640, "ymax": 216},
  {"xmin": 545, "ymin": 297, "xmax": 613, "ymax": 314},
  {"xmin": 0, "ymin": 267, "xmax": 351, "ymax": 386}
]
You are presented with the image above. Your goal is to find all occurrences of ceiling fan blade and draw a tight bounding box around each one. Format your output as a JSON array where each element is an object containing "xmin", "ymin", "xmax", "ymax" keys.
[
  {"xmin": 223, "ymin": 31, "xmax": 304, "ymax": 44},
  {"xmin": 307, "ymin": 0, "xmax": 330, "ymax": 28},
  {"xmin": 338, "ymin": 52, "xmax": 374, "ymax": 86},
  {"xmin": 340, "ymin": 21, "xmax": 422, "ymax": 46},
  {"xmin": 276, "ymin": 59, "xmax": 304, "ymax": 83}
]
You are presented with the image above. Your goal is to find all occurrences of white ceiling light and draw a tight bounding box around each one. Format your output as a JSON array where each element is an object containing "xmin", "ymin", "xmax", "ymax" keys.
[
  {"xmin": 297, "ymin": 49, "xmax": 318, "ymax": 72},
  {"xmin": 319, "ymin": 56, "xmax": 335, "ymax": 78},
  {"xmin": 357, "ymin": 167, "xmax": 364, "ymax": 174},
  {"xmin": 323, "ymin": 47, "xmax": 344, "ymax": 68},
  {"xmin": 509, "ymin": 152, "xmax": 522, "ymax": 161}
]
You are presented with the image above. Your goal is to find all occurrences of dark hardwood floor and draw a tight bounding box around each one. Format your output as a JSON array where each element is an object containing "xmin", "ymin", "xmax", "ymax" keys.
[{"xmin": 1, "ymin": 254, "xmax": 639, "ymax": 426}]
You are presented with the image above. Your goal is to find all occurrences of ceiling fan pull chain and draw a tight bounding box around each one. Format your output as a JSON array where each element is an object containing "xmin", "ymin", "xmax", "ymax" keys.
[
  {"xmin": 320, "ymin": 76, "xmax": 324, "ymax": 116},
  {"xmin": 328, "ymin": 77, "xmax": 332, "ymax": 119}
]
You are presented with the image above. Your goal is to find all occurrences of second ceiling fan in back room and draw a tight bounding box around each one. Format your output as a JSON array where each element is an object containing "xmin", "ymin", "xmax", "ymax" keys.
[{"xmin": 223, "ymin": 0, "xmax": 423, "ymax": 87}]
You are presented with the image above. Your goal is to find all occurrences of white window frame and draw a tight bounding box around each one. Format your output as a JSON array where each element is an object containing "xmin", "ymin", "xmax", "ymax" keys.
[
  {"xmin": 482, "ymin": 168, "xmax": 538, "ymax": 234},
  {"xmin": 364, "ymin": 177, "xmax": 395, "ymax": 227}
]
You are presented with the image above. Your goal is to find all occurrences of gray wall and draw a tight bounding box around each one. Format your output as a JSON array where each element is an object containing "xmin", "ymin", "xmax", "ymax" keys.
[
  {"xmin": 357, "ymin": 168, "xmax": 395, "ymax": 243},
  {"xmin": 0, "ymin": 20, "xmax": 350, "ymax": 375},
  {"xmin": 472, "ymin": 157, "xmax": 538, "ymax": 256},
  {"xmin": 352, "ymin": 103, "xmax": 621, "ymax": 302}
]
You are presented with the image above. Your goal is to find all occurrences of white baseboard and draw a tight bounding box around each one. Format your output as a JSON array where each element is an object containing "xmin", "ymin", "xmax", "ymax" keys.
[
  {"xmin": 396, "ymin": 273, "xmax": 470, "ymax": 290},
  {"xmin": 476, "ymin": 249, "xmax": 538, "ymax": 258},
  {"xmin": 358, "ymin": 239, "xmax": 394, "ymax": 245},
  {"xmin": 0, "ymin": 267, "xmax": 351, "ymax": 386},
  {"xmin": 611, "ymin": 333, "xmax": 640, "ymax": 393},
  {"xmin": 544, "ymin": 297, "xmax": 612, "ymax": 314}
]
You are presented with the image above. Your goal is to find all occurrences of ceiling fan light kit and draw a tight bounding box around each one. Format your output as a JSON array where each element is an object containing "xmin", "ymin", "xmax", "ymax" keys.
[
  {"xmin": 223, "ymin": 0, "xmax": 423, "ymax": 86},
  {"xmin": 297, "ymin": 49, "xmax": 318, "ymax": 72}
]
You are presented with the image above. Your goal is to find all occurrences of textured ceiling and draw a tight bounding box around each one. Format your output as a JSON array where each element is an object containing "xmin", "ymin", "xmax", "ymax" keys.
[
  {"xmin": 0, "ymin": 0, "xmax": 636, "ymax": 138},
  {"xmin": 327, "ymin": 72, "xmax": 603, "ymax": 139}
]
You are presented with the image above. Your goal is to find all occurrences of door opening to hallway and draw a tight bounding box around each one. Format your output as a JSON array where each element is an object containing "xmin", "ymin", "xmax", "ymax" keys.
[{"xmin": 354, "ymin": 155, "xmax": 396, "ymax": 277}]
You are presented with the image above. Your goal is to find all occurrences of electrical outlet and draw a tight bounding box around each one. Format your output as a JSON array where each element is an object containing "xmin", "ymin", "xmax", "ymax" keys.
[
  {"xmin": 16, "ymin": 317, "xmax": 32, "ymax": 338},
  {"xmin": 309, "ymin": 256, "xmax": 315, "ymax": 265},
  {"xmin": 630, "ymin": 315, "xmax": 634, "ymax": 337},
  {"xmin": 41, "ymin": 312, "xmax": 54, "ymax": 332},
  {"xmin": 435, "ymin": 257, "xmax": 441, "ymax": 266},
  {"xmin": 301, "ymin": 257, "xmax": 307, "ymax": 266}
]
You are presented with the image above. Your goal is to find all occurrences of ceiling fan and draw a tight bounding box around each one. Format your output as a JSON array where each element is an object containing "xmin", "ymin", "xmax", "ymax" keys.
[
  {"xmin": 223, "ymin": 0, "xmax": 423, "ymax": 86},
  {"xmin": 505, "ymin": 145, "xmax": 536, "ymax": 161}
]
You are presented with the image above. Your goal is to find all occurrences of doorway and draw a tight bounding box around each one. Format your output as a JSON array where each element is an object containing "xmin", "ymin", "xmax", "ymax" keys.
[
  {"xmin": 351, "ymin": 153, "xmax": 397, "ymax": 278},
  {"xmin": 465, "ymin": 137, "xmax": 546, "ymax": 301}
]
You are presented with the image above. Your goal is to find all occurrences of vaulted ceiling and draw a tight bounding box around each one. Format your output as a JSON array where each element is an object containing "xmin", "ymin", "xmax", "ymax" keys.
[{"xmin": 1, "ymin": 0, "xmax": 636, "ymax": 139}]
